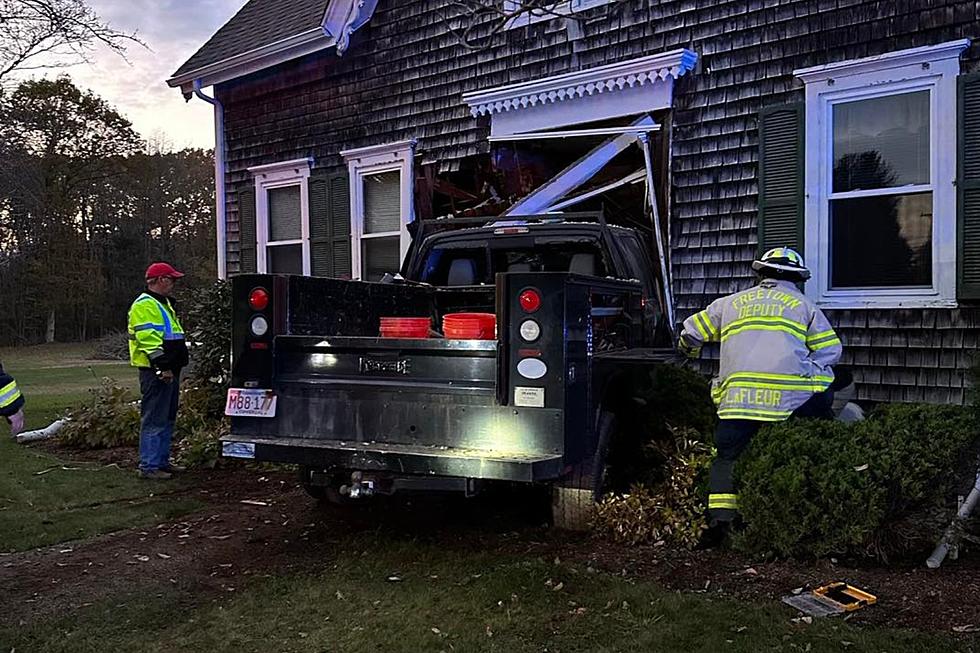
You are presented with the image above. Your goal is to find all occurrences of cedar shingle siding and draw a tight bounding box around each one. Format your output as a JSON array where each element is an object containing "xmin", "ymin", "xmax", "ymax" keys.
[{"xmin": 215, "ymin": 0, "xmax": 980, "ymax": 404}]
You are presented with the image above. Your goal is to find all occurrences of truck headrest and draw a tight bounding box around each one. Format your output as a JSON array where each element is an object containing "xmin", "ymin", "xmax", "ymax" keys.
[{"xmin": 447, "ymin": 258, "xmax": 477, "ymax": 286}]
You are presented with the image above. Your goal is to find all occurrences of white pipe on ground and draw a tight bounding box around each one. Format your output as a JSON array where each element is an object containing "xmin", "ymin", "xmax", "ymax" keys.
[
  {"xmin": 927, "ymin": 469, "xmax": 980, "ymax": 568},
  {"xmin": 15, "ymin": 418, "xmax": 68, "ymax": 443}
]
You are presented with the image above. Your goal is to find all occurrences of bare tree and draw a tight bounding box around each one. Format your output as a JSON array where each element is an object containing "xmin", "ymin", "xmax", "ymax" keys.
[
  {"xmin": 438, "ymin": 0, "xmax": 630, "ymax": 51},
  {"xmin": 0, "ymin": 0, "xmax": 141, "ymax": 83}
]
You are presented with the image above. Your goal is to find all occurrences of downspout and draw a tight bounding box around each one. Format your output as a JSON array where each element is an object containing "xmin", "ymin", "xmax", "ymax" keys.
[{"xmin": 192, "ymin": 79, "xmax": 227, "ymax": 280}]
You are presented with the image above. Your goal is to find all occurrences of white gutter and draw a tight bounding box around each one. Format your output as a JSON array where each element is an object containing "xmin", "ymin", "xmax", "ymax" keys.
[{"xmin": 193, "ymin": 79, "xmax": 227, "ymax": 280}]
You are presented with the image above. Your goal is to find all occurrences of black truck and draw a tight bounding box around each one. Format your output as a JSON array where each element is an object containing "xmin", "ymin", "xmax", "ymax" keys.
[{"xmin": 223, "ymin": 214, "xmax": 673, "ymax": 521}]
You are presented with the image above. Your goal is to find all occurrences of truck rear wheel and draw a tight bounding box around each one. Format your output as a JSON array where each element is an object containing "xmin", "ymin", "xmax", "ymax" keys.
[{"xmin": 551, "ymin": 410, "xmax": 616, "ymax": 531}]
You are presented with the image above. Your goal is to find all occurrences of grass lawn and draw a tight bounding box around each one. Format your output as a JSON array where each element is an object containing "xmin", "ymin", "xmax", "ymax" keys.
[
  {"xmin": 1, "ymin": 539, "xmax": 965, "ymax": 653},
  {"xmin": 0, "ymin": 343, "xmax": 201, "ymax": 553}
]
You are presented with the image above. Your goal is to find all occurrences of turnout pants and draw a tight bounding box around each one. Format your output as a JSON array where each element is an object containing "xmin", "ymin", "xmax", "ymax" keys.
[
  {"xmin": 138, "ymin": 368, "xmax": 180, "ymax": 473},
  {"xmin": 707, "ymin": 391, "xmax": 834, "ymax": 523}
]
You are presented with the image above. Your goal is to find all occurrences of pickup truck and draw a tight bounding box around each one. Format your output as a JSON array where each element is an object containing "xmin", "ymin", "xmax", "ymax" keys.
[{"xmin": 222, "ymin": 214, "xmax": 674, "ymax": 520}]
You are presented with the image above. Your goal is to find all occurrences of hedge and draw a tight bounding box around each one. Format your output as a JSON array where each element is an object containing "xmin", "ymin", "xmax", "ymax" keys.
[{"xmin": 735, "ymin": 403, "xmax": 978, "ymax": 560}]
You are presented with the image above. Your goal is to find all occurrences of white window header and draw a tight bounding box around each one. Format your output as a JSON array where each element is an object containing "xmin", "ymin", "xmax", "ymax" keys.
[{"xmin": 793, "ymin": 39, "xmax": 969, "ymax": 84}]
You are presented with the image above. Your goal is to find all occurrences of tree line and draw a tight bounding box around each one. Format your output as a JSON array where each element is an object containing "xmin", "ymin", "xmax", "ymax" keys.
[{"xmin": 0, "ymin": 76, "xmax": 216, "ymax": 344}]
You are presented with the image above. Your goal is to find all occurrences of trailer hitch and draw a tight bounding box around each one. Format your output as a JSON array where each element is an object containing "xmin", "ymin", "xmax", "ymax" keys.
[{"xmin": 340, "ymin": 471, "xmax": 375, "ymax": 499}]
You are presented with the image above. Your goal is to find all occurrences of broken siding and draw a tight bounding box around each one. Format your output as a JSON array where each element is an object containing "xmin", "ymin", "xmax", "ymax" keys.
[{"xmin": 217, "ymin": 0, "xmax": 980, "ymax": 403}]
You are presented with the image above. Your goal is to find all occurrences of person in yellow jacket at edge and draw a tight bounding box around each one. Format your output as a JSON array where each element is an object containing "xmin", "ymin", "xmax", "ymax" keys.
[
  {"xmin": 0, "ymin": 363, "xmax": 25, "ymax": 437},
  {"xmin": 678, "ymin": 247, "xmax": 842, "ymax": 548},
  {"xmin": 128, "ymin": 262, "xmax": 189, "ymax": 480}
]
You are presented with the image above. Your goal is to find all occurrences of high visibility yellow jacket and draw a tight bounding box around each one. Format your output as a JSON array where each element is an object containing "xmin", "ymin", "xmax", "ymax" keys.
[
  {"xmin": 678, "ymin": 279, "xmax": 842, "ymax": 421},
  {"xmin": 0, "ymin": 365, "xmax": 24, "ymax": 418},
  {"xmin": 127, "ymin": 292, "xmax": 188, "ymax": 371}
]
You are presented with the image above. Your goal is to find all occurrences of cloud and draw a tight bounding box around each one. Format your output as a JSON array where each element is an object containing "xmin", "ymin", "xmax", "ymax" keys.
[{"xmin": 13, "ymin": 0, "xmax": 248, "ymax": 149}]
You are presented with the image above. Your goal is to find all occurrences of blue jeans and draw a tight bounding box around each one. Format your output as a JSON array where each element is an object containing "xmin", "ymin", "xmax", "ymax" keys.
[{"xmin": 139, "ymin": 368, "xmax": 180, "ymax": 472}]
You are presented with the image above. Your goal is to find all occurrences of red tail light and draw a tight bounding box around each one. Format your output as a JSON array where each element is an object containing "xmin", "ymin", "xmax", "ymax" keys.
[
  {"xmin": 519, "ymin": 288, "xmax": 541, "ymax": 313},
  {"xmin": 248, "ymin": 287, "xmax": 269, "ymax": 311}
]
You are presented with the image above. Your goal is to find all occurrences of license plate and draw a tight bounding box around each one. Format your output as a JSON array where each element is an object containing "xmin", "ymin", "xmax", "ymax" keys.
[{"xmin": 225, "ymin": 388, "xmax": 277, "ymax": 417}]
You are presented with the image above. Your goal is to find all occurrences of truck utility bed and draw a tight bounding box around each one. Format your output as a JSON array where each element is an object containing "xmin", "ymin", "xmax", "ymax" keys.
[{"xmin": 224, "ymin": 216, "xmax": 671, "ymax": 496}]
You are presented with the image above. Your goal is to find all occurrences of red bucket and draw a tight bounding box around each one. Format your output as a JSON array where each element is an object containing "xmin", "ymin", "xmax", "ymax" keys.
[
  {"xmin": 442, "ymin": 313, "xmax": 496, "ymax": 340},
  {"xmin": 379, "ymin": 316, "xmax": 431, "ymax": 339}
]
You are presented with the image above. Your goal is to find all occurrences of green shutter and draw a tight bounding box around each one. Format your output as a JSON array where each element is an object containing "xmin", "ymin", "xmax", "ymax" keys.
[
  {"xmin": 758, "ymin": 103, "xmax": 805, "ymax": 255},
  {"xmin": 957, "ymin": 72, "xmax": 980, "ymax": 300},
  {"xmin": 308, "ymin": 171, "xmax": 351, "ymax": 278},
  {"xmin": 328, "ymin": 173, "xmax": 352, "ymax": 278},
  {"xmin": 238, "ymin": 186, "xmax": 257, "ymax": 273},
  {"xmin": 309, "ymin": 173, "xmax": 331, "ymax": 276}
]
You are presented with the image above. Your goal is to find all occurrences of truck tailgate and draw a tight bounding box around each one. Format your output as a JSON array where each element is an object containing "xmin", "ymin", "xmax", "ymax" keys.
[{"xmin": 228, "ymin": 335, "xmax": 564, "ymax": 480}]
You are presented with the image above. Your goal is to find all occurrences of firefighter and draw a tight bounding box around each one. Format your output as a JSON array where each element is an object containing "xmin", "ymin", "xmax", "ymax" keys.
[
  {"xmin": 0, "ymin": 363, "xmax": 25, "ymax": 437},
  {"xmin": 678, "ymin": 247, "xmax": 842, "ymax": 547},
  {"xmin": 128, "ymin": 262, "xmax": 189, "ymax": 480}
]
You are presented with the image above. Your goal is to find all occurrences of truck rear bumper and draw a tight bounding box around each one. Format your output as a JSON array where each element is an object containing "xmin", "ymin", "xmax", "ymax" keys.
[{"xmin": 220, "ymin": 435, "xmax": 564, "ymax": 483}]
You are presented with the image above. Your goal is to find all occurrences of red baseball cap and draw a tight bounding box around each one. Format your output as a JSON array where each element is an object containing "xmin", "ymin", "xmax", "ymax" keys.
[{"xmin": 145, "ymin": 262, "xmax": 185, "ymax": 280}]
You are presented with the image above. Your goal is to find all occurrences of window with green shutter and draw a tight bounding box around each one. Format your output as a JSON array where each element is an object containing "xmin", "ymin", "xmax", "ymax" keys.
[{"xmin": 792, "ymin": 40, "xmax": 967, "ymax": 308}]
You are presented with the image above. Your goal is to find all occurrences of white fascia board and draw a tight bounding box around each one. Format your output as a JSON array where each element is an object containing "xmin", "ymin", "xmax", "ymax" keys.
[
  {"xmin": 793, "ymin": 38, "xmax": 970, "ymax": 83},
  {"xmin": 168, "ymin": 0, "xmax": 381, "ymax": 93},
  {"xmin": 168, "ymin": 28, "xmax": 332, "ymax": 93},
  {"xmin": 247, "ymin": 158, "xmax": 313, "ymax": 176},
  {"xmin": 463, "ymin": 48, "xmax": 698, "ymax": 118},
  {"xmin": 341, "ymin": 140, "xmax": 416, "ymax": 163}
]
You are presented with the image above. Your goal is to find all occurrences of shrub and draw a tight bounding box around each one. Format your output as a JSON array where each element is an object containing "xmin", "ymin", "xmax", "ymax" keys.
[
  {"xmin": 175, "ymin": 279, "xmax": 232, "ymax": 468},
  {"xmin": 60, "ymin": 379, "xmax": 141, "ymax": 448},
  {"xmin": 603, "ymin": 363, "xmax": 716, "ymax": 490},
  {"xmin": 593, "ymin": 427, "xmax": 713, "ymax": 548},
  {"xmin": 734, "ymin": 403, "xmax": 979, "ymax": 560}
]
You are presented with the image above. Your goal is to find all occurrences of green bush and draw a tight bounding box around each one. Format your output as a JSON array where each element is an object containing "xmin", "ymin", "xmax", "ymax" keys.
[
  {"xmin": 603, "ymin": 363, "xmax": 716, "ymax": 490},
  {"xmin": 176, "ymin": 279, "xmax": 232, "ymax": 468},
  {"xmin": 60, "ymin": 379, "xmax": 141, "ymax": 448},
  {"xmin": 593, "ymin": 427, "xmax": 713, "ymax": 548},
  {"xmin": 735, "ymin": 403, "xmax": 979, "ymax": 560}
]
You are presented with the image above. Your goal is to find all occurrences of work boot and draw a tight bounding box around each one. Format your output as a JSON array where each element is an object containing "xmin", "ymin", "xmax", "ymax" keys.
[
  {"xmin": 161, "ymin": 463, "xmax": 186, "ymax": 474},
  {"xmin": 139, "ymin": 469, "xmax": 173, "ymax": 480}
]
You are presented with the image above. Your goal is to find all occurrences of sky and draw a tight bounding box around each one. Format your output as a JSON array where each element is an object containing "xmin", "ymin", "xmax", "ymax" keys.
[{"xmin": 16, "ymin": 0, "xmax": 248, "ymax": 150}]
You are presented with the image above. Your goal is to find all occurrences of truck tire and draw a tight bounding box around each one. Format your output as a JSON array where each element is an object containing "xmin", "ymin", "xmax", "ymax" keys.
[
  {"xmin": 301, "ymin": 482, "xmax": 328, "ymax": 501},
  {"xmin": 551, "ymin": 410, "xmax": 616, "ymax": 531}
]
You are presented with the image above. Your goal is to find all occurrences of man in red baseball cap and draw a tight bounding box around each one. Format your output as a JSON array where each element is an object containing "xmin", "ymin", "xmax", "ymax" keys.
[{"xmin": 127, "ymin": 262, "xmax": 189, "ymax": 480}]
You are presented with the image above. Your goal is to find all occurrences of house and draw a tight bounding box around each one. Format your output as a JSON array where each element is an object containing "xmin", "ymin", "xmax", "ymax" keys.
[{"xmin": 169, "ymin": 0, "xmax": 980, "ymax": 404}]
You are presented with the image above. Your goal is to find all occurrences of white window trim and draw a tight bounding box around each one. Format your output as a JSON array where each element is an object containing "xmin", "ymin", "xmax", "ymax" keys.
[
  {"xmin": 504, "ymin": 0, "xmax": 614, "ymax": 28},
  {"xmin": 340, "ymin": 140, "xmax": 416, "ymax": 281},
  {"xmin": 247, "ymin": 158, "xmax": 312, "ymax": 275},
  {"xmin": 794, "ymin": 40, "xmax": 969, "ymax": 309}
]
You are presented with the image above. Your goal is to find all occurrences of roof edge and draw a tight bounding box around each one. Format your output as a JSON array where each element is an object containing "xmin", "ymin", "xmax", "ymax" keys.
[
  {"xmin": 167, "ymin": 27, "xmax": 331, "ymax": 93},
  {"xmin": 167, "ymin": 0, "xmax": 381, "ymax": 94}
]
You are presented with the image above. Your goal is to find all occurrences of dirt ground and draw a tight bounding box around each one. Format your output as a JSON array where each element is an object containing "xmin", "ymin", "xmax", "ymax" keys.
[{"xmin": 2, "ymin": 446, "xmax": 979, "ymax": 638}]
